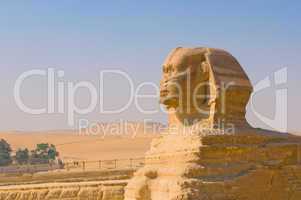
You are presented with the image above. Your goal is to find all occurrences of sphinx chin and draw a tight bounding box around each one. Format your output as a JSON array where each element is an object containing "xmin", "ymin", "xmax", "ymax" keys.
[{"xmin": 160, "ymin": 95, "xmax": 179, "ymax": 109}]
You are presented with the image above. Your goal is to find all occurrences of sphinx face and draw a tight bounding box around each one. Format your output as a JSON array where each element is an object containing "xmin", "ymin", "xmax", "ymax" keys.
[
  {"xmin": 160, "ymin": 53, "xmax": 210, "ymax": 113},
  {"xmin": 159, "ymin": 63, "xmax": 183, "ymax": 109}
]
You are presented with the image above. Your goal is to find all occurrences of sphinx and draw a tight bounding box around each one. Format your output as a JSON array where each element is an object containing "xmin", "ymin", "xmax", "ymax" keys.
[{"xmin": 125, "ymin": 47, "xmax": 301, "ymax": 200}]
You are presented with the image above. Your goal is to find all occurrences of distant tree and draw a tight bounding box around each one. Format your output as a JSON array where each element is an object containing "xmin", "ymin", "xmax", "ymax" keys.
[
  {"xmin": 30, "ymin": 143, "xmax": 59, "ymax": 164},
  {"xmin": 15, "ymin": 148, "xmax": 29, "ymax": 165},
  {"xmin": 0, "ymin": 139, "xmax": 12, "ymax": 166},
  {"xmin": 47, "ymin": 144, "xmax": 59, "ymax": 160}
]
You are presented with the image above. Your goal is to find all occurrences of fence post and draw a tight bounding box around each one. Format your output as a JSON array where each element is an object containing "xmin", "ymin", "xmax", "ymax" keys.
[
  {"xmin": 82, "ymin": 161, "xmax": 86, "ymax": 171},
  {"xmin": 99, "ymin": 160, "xmax": 102, "ymax": 169},
  {"xmin": 130, "ymin": 158, "xmax": 133, "ymax": 168},
  {"xmin": 297, "ymin": 145, "xmax": 299, "ymax": 164},
  {"xmin": 114, "ymin": 159, "xmax": 117, "ymax": 169}
]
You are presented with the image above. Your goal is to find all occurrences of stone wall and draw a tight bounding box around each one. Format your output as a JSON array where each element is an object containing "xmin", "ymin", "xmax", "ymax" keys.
[{"xmin": 0, "ymin": 180, "xmax": 127, "ymax": 200}]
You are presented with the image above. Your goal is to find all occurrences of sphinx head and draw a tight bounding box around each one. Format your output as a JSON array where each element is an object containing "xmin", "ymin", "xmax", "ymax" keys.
[
  {"xmin": 160, "ymin": 48, "xmax": 212, "ymax": 124},
  {"xmin": 160, "ymin": 47, "xmax": 253, "ymax": 126}
]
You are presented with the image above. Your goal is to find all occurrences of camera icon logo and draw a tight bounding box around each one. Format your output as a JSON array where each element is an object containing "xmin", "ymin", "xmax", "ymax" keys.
[{"xmin": 250, "ymin": 68, "xmax": 288, "ymax": 132}]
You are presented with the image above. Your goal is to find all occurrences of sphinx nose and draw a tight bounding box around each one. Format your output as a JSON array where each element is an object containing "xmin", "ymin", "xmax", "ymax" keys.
[{"xmin": 160, "ymin": 79, "xmax": 169, "ymax": 87}]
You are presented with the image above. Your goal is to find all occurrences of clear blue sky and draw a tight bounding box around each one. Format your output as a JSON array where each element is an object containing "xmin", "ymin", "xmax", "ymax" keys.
[{"xmin": 0, "ymin": 1, "xmax": 300, "ymax": 132}]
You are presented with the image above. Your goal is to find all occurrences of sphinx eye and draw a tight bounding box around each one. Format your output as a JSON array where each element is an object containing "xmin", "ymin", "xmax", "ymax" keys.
[{"xmin": 168, "ymin": 65, "xmax": 173, "ymax": 73}]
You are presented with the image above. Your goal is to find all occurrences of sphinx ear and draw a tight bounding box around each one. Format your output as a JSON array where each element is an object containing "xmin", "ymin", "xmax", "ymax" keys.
[{"xmin": 199, "ymin": 61, "xmax": 211, "ymax": 105}]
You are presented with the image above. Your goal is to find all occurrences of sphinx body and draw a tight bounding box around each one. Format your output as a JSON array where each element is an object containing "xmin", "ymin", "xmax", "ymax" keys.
[{"xmin": 124, "ymin": 47, "xmax": 301, "ymax": 200}]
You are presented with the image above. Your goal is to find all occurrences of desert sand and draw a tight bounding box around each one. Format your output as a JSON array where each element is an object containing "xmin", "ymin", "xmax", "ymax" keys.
[{"xmin": 0, "ymin": 130, "xmax": 155, "ymax": 161}]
